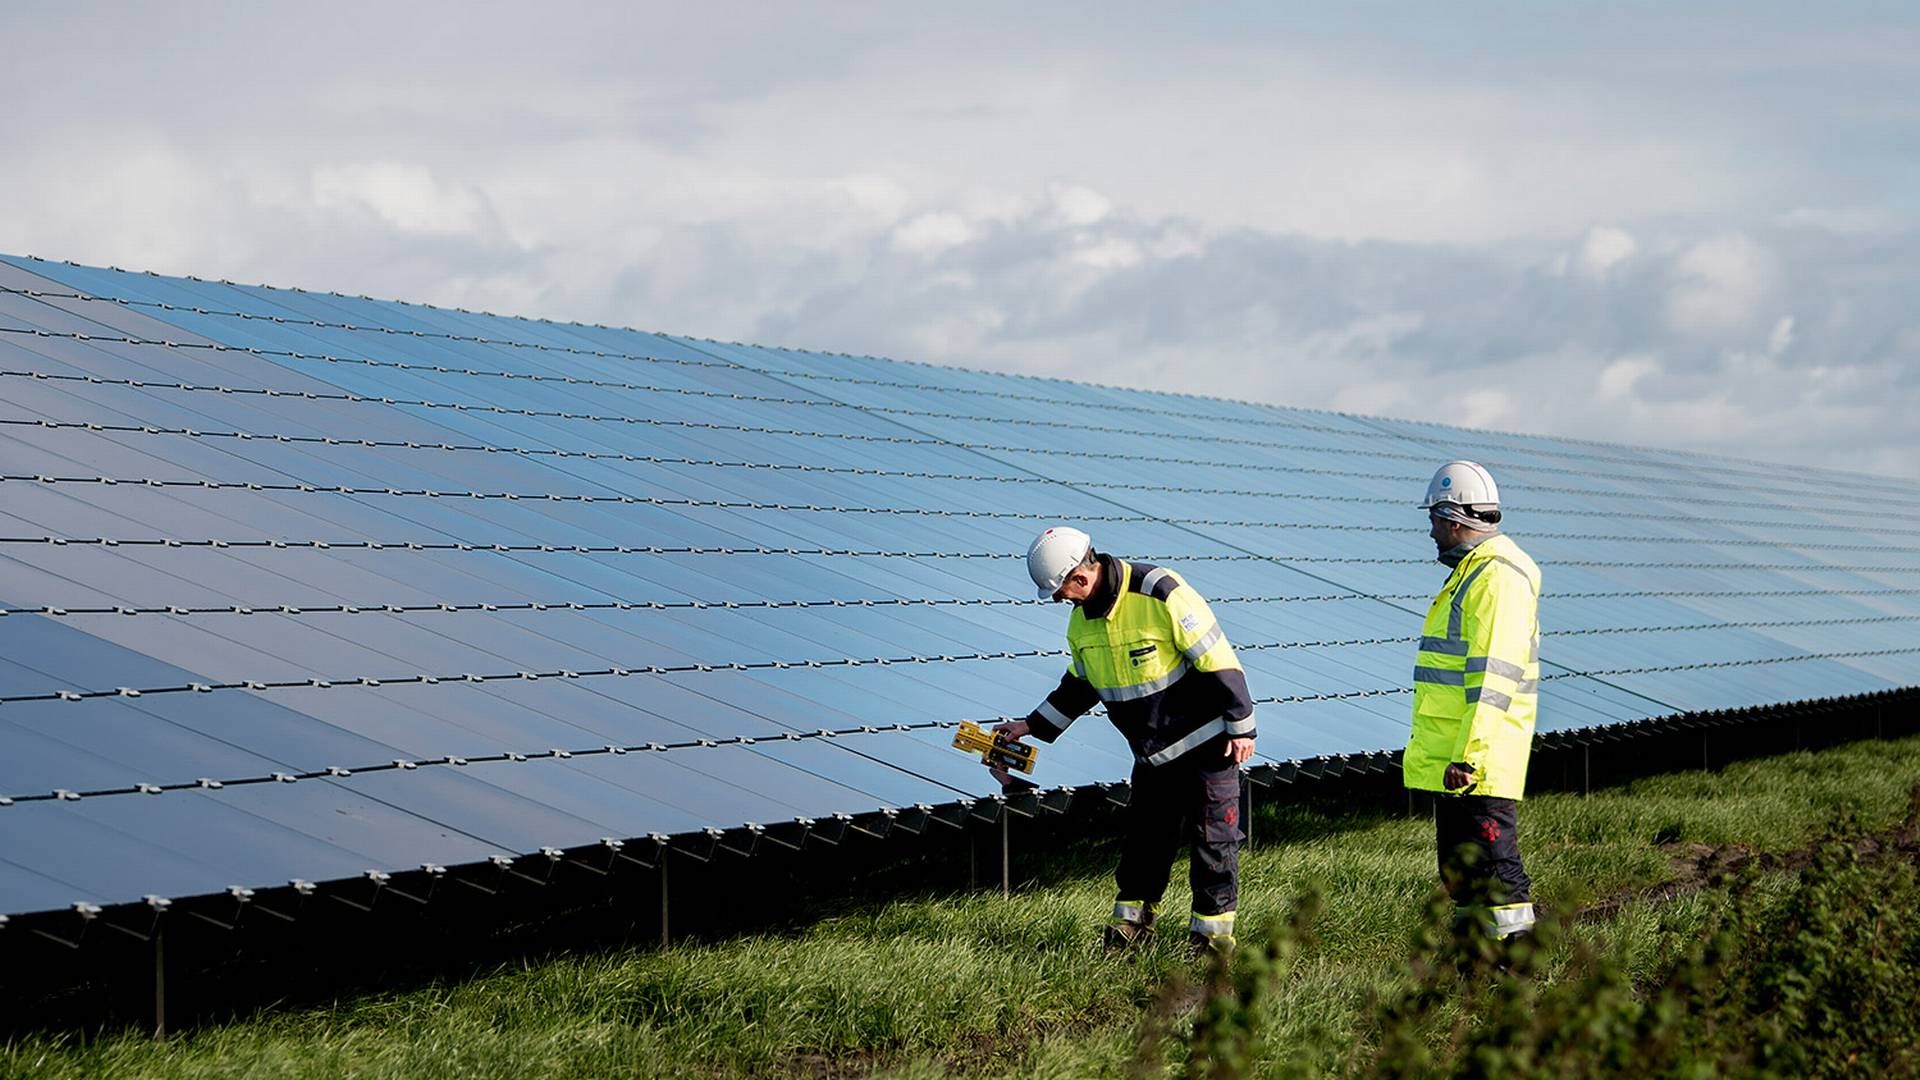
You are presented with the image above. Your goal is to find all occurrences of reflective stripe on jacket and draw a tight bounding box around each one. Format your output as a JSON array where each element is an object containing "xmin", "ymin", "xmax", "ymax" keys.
[
  {"xmin": 1025, "ymin": 557, "xmax": 1255, "ymax": 765},
  {"xmin": 1403, "ymin": 533, "xmax": 1541, "ymax": 799}
]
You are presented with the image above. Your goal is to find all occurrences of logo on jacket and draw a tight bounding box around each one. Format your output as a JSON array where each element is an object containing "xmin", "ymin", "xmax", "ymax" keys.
[
  {"xmin": 1128, "ymin": 644, "xmax": 1155, "ymax": 667},
  {"xmin": 1478, "ymin": 818, "xmax": 1501, "ymax": 844},
  {"xmin": 1178, "ymin": 613, "xmax": 1201, "ymax": 632}
]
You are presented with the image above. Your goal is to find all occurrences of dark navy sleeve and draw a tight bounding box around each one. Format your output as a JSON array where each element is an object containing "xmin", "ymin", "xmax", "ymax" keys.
[{"xmin": 1025, "ymin": 671, "xmax": 1100, "ymax": 742}]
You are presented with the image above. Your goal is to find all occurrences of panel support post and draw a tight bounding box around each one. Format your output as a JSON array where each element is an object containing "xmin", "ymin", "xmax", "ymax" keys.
[
  {"xmin": 1583, "ymin": 746, "xmax": 1590, "ymax": 797},
  {"xmin": 659, "ymin": 856, "xmax": 670, "ymax": 949},
  {"xmin": 1703, "ymin": 732, "xmax": 1710, "ymax": 771},
  {"xmin": 999, "ymin": 810, "xmax": 1010, "ymax": 900},
  {"xmin": 968, "ymin": 827, "xmax": 978, "ymax": 892},
  {"xmin": 1241, "ymin": 776, "xmax": 1254, "ymax": 852},
  {"xmin": 152, "ymin": 928, "xmax": 167, "ymax": 1041}
]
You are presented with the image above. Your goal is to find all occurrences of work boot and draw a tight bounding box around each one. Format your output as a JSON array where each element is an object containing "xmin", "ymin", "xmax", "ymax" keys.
[
  {"xmin": 1189, "ymin": 931, "xmax": 1236, "ymax": 958},
  {"xmin": 1187, "ymin": 911, "xmax": 1236, "ymax": 957},
  {"xmin": 1103, "ymin": 899, "xmax": 1157, "ymax": 950},
  {"xmin": 1493, "ymin": 927, "xmax": 1535, "ymax": 975}
]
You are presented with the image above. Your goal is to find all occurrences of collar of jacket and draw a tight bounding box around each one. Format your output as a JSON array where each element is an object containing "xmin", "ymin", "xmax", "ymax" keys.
[
  {"xmin": 1078, "ymin": 552, "xmax": 1125, "ymax": 620},
  {"xmin": 1438, "ymin": 527, "xmax": 1502, "ymax": 568}
]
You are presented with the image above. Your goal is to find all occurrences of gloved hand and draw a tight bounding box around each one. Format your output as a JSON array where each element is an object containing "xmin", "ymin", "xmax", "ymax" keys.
[
  {"xmin": 988, "ymin": 720, "xmax": 1033, "ymax": 788},
  {"xmin": 1444, "ymin": 761, "xmax": 1477, "ymax": 791},
  {"xmin": 987, "ymin": 760, "xmax": 1037, "ymax": 792}
]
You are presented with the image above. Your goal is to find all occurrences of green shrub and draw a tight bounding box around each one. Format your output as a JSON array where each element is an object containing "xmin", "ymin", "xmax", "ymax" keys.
[{"xmin": 1145, "ymin": 787, "xmax": 1920, "ymax": 1079}]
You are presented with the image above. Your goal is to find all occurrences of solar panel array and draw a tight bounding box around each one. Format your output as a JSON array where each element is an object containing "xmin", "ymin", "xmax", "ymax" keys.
[{"xmin": 2, "ymin": 252, "xmax": 1917, "ymax": 922}]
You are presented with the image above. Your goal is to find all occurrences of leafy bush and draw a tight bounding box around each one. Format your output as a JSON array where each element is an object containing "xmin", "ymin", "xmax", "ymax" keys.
[{"xmin": 1146, "ymin": 787, "xmax": 1920, "ymax": 1079}]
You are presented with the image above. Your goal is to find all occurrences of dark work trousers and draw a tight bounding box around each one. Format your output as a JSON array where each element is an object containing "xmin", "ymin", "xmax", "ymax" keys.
[
  {"xmin": 1434, "ymin": 794, "xmax": 1531, "ymax": 906},
  {"xmin": 1115, "ymin": 738, "xmax": 1242, "ymax": 916}
]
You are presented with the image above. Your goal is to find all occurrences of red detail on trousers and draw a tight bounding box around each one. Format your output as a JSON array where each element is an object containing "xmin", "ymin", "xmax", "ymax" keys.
[
  {"xmin": 1478, "ymin": 818, "xmax": 1501, "ymax": 843},
  {"xmin": 1225, "ymin": 805, "xmax": 1239, "ymax": 827}
]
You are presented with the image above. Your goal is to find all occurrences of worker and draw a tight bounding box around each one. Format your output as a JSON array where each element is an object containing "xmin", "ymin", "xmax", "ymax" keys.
[
  {"xmin": 1404, "ymin": 461, "xmax": 1541, "ymax": 940},
  {"xmin": 993, "ymin": 527, "xmax": 1256, "ymax": 954}
]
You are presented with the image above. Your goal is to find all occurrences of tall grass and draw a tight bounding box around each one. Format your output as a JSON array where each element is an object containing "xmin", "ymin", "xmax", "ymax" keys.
[{"xmin": 7, "ymin": 734, "xmax": 1920, "ymax": 1079}]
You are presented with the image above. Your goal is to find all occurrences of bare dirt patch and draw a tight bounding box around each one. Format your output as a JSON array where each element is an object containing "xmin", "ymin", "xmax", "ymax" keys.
[{"xmin": 1581, "ymin": 796, "xmax": 1920, "ymax": 924}]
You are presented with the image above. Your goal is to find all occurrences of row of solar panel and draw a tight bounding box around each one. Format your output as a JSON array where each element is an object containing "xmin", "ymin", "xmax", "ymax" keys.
[
  {"xmin": 3, "ymin": 268, "xmax": 1913, "ymax": 525},
  {"xmin": 2, "ymin": 254, "xmax": 1915, "ymax": 920},
  {"xmin": 9, "ymin": 256, "xmax": 1906, "ymax": 511}
]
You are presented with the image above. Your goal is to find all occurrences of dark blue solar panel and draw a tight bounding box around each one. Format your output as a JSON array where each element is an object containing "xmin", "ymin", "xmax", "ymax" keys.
[{"xmin": 1, "ymin": 251, "xmax": 1916, "ymax": 917}]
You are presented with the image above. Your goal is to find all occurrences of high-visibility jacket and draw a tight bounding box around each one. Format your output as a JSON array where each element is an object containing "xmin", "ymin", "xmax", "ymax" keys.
[
  {"xmin": 1404, "ymin": 533, "xmax": 1541, "ymax": 799},
  {"xmin": 1025, "ymin": 556, "xmax": 1255, "ymax": 765}
]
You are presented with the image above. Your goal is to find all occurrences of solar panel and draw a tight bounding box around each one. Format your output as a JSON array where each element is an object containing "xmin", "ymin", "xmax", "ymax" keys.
[{"xmin": 2, "ymin": 252, "xmax": 1916, "ymax": 920}]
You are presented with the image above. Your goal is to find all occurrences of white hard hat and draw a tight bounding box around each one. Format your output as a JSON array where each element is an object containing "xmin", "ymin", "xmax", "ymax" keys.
[
  {"xmin": 1026, "ymin": 526, "xmax": 1093, "ymax": 599},
  {"xmin": 1421, "ymin": 461, "xmax": 1502, "ymax": 526}
]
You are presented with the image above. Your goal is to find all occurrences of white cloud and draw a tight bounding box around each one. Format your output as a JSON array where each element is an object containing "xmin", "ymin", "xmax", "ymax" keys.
[
  {"xmin": 829, "ymin": 174, "xmax": 915, "ymax": 223},
  {"xmin": 1455, "ymin": 387, "xmax": 1515, "ymax": 429},
  {"xmin": 0, "ymin": 4, "xmax": 1916, "ymax": 480},
  {"xmin": 1596, "ymin": 354, "xmax": 1658, "ymax": 402},
  {"xmin": 1150, "ymin": 225, "xmax": 1205, "ymax": 261},
  {"xmin": 1072, "ymin": 237, "xmax": 1143, "ymax": 269},
  {"xmin": 310, "ymin": 162, "xmax": 496, "ymax": 237},
  {"xmin": 1666, "ymin": 233, "xmax": 1780, "ymax": 336},
  {"xmin": 1576, "ymin": 225, "xmax": 1637, "ymax": 278},
  {"xmin": 1050, "ymin": 184, "xmax": 1113, "ymax": 227},
  {"xmin": 738, "ymin": 208, "xmax": 1920, "ymax": 479},
  {"xmin": 0, "ymin": 135, "xmax": 223, "ymax": 272},
  {"xmin": 891, "ymin": 212, "xmax": 974, "ymax": 255},
  {"xmin": 1776, "ymin": 206, "xmax": 1904, "ymax": 235},
  {"xmin": 1767, "ymin": 315, "xmax": 1795, "ymax": 357}
]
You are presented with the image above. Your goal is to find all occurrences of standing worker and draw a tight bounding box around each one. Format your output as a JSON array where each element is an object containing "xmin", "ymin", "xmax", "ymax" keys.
[
  {"xmin": 1404, "ymin": 461, "xmax": 1541, "ymax": 939},
  {"xmin": 994, "ymin": 527, "xmax": 1256, "ymax": 954}
]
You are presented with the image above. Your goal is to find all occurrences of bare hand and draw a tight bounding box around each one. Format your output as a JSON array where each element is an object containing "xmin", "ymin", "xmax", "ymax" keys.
[
  {"xmin": 1225, "ymin": 736, "xmax": 1255, "ymax": 764},
  {"xmin": 1444, "ymin": 762, "xmax": 1476, "ymax": 791}
]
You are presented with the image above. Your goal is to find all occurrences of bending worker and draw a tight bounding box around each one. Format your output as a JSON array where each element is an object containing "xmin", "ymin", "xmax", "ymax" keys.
[
  {"xmin": 1405, "ymin": 461, "xmax": 1541, "ymax": 939},
  {"xmin": 995, "ymin": 527, "xmax": 1255, "ymax": 954}
]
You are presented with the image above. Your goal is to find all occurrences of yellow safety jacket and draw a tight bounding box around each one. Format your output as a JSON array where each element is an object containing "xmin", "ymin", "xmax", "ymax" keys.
[
  {"xmin": 1404, "ymin": 533, "xmax": 1541, "ymax": 799},
  {"xmin": 1025, "ymin": 556, "xmax": 1255, "ymax": 766}
]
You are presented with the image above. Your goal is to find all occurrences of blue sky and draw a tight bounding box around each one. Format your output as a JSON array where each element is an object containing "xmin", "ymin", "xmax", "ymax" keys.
[{"xmin": 3, "ymin": 2, "xmax": 1916, "ymax": 476}]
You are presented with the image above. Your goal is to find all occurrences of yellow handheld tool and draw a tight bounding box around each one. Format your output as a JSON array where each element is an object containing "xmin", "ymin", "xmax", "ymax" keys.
[{"xmin": 952, "ymin": 720, "xmax": 1039, "ymax": 774}]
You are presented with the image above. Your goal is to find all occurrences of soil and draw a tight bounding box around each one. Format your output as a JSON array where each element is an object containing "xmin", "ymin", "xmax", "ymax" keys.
[{"xmin": 1580, "ymin": 801, "xmax": 1920, "ymax": 924}]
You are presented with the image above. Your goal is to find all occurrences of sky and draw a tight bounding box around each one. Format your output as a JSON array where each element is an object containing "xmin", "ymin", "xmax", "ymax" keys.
[{"xmin": 2, "ymin": 2, "xmax": 1917, "ymax": 478}]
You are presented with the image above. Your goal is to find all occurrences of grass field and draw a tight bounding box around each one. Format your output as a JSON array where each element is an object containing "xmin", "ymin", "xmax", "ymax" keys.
[{"xmin": 7, "ymin": 733, "xmax": 1920, "ymax": 1079}]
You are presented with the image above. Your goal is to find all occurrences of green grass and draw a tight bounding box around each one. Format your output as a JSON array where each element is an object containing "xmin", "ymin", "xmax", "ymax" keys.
[{"xmin": 8, "ymin": 734, "xmax": 1920, "ymax": 1079}]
